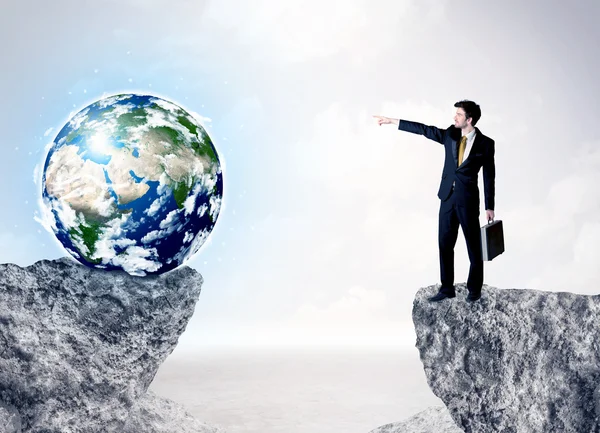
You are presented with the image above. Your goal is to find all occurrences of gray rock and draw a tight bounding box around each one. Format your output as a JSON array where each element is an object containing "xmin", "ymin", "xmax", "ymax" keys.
[
  {"xmin": 0, "ymin": 257, "xmax": 215, "ymax": 433},
  {"xmin": 124, "ymin": 390, "xmax": 225, "ymax": 433},
  {"xmin": 368, "ymin": 406, "xmax": 462, "ymax": 433},
  {"xmin": 0, "ymin": 401, "xmax": 21, "ymax": 433},
  {"xmin": 413, "ymin": 283, "xmax": 600, "ymax": 433}
]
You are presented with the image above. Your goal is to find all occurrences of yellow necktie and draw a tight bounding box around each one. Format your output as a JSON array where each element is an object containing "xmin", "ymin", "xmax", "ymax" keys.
[{"xmin": 458, "ymin": 136, "xmax": 467, "ymax": 166}]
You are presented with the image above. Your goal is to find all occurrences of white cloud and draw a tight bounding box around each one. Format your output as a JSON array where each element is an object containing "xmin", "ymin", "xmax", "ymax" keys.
[
  {"xmin": 159, "ymin": 209, "xmax": 179, "ymax": 229},
  {"xmin": 141, "ymin": 210, "xmax": 183, "ymax": 244},
  {"xmin": 32, "ymin": 141, "xmax": 55, "ymax": 186},
  {"xmin": 196, "ymin": 203, "xmax": 208, "ymax": 217},
  {"xmin": 244, "ymin": 286, "xmax": 412, "ymax": 346},
  {"xmin": 183, "ymin": 183, "xmax": 202, "ymax": 216},
  {"xmin": 68, "ymin": 107, "xmax": 90, "ymax": 130},
  {"xmin": 149, "ymin": 97, "xmax": 181, "ymax": 115},
  {"xmin": 202, "ymin": 0, "xmax": 424, "ymax": 62},
  {"xmin": 572, "ymin": 223, "xmax": 600, "ymax": 270},
  {"xmin": 488, "ymin": 143, "xmax": 600, "ymax": 295},
  {"xmin": 141, "ymin": 228, "xmax": 165, "ymax": 243},
  {"xmin": 97, "ymin": 94, "xmax": 130, "ymax": 109},
  {"xmin": 110, "ymin": 245, "xmax": 162, "ymax": 276},
  {"xmin": 64, "ymin": 247, "xmax": 81, "ymax": 259},
  {"xmin": 48, "ymin": 197, "xmax": 79, "ymax": 230},
  {"xmin": 173, "ymin": 227, "xmax": 212, "ymax": 265},
  {"xmin": 547, "ymin": 174, "xmax": 591, "ymax": 220},
  {"xmin": 189, "ymin": 111, "xmax": 212, "ymax": 129},
  {"xmin": 294, "ymin": 286, "xmax": 387, "ymax": 322},
  {"xmin": 524, "ymin": 222, "xmax": 600, "ymax": 293},
  {"xmin": 33, "ymin": 162, "xmax": 42, "ymax": 186},
  {"xmin": 145, "ymin": 193, "xmax": 169, "ymax": 217},
  {"xmin": 104, "ymin": 101, "xmax": 136, "ymax": 119},
  {"xmin": 34, "ymin": 196, "xmax": 57, "ymax": 233},
  {"xmin": 101, "ymin": 213, "xmax": 132, "ymax": 240},
  {"xmin": 209, "ymin": 195, "xmax": 221, "ymax": 221},
  {"xmin": 291, "ymin": 101, "xmax": 453, "ymax": 200}
]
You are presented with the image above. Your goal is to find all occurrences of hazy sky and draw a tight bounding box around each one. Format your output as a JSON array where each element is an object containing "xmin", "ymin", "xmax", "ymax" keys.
[{"xmin": 1, "ymin": 0, "xmax": 599, "ymax": 349}]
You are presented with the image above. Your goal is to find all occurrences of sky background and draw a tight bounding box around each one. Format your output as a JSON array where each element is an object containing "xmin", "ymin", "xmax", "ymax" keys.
[{"xmin": 1, "ymin": 0, "xmax": 599, "ymax": 351}]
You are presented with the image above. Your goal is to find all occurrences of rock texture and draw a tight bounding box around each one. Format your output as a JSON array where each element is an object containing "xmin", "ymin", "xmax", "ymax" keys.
[
  {"xmin": 0, "ymin": 401, "xmax": 21, "ymax": 433},
  {"xmin": 124, "ymin": 390, "xmax": 224, "ymax": 433},
  {"xmin": 369, "ymin": 406, "xmax": 462, "ymax": 433},
  {"xmin": 413, "ymin": 283, "xmax": 600, "ymax": 433},
  {"xmin": 0, "ymin": 257, "xmax": 219, "ymax": 433}
]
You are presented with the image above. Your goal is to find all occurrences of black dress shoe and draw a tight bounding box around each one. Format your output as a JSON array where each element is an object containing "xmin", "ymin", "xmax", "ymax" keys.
[
  {"xmin": 429, "ymin": 291, "xmax": 456, "ymax": 302},
  {"xmin": 466, "ymin": 293, "xmax": 481, "ymax": 302}
]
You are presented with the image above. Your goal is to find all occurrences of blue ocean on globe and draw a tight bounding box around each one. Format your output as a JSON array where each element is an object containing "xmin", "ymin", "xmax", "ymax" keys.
[{"xmin": 41, "ymin": 93, "xmax": 223, "ymax": 276}]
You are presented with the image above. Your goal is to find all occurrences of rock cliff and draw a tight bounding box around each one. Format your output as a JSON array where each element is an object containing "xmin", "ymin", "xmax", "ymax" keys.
[
  {"xmin": 412, "ymin": 283, "xmax": 600, "ymax": 433},
  {"xmin": 368, "ymin": 406, "xmax": 462, "ymax": 433},
  {"xmin": 0, "ymin": 258, "xmax": 222, "ymax": 433}
]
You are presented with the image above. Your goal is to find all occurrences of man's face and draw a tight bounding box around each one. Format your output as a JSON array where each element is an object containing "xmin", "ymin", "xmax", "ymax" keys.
[{"xmin": 454, "ymin": 108, "xmax": 471, "ymax": 129}]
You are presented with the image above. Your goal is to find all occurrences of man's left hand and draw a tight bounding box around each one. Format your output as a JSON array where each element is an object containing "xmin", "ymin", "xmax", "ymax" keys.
[{"xmin": 486, "ymin": 209, "xmax": 495, "ymax": 222}]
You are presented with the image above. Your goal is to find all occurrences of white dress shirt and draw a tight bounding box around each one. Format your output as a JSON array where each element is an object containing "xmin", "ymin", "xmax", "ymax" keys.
[
  {"xmin": 459, "ymin": 128, "xmax": 477, "ymax": 166},
  {"xmin": 453, "ymin": 128, "xmax": 477, "ymax": 188}
]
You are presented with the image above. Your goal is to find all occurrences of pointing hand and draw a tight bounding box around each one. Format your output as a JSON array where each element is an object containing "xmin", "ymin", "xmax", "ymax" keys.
[{"xmin": 372, "ymin": 115, "xmax": 398, "ymax": 127}]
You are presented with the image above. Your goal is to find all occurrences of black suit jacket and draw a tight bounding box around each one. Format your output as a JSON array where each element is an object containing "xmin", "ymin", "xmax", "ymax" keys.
[{"xmin": 398, "ymin": 120, "xmax": 495, "ymax": 211}]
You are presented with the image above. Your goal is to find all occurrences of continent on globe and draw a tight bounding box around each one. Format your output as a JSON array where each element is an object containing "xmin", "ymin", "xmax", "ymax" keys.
[{"xmin": 41, "ymin": 94, "xmax": 223, "ymax": 276}]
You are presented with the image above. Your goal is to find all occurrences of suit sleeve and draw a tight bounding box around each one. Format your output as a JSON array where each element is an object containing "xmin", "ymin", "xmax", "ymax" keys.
[
  {"xmin": 483, "ymin": 139, "xmax": 495, "ymax": 211},
  {"xmin": 398, "ymin": 120, "xmax": 446, "ymax": 144}
]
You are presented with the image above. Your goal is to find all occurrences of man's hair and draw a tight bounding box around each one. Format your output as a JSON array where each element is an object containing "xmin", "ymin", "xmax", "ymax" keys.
[{"xmin": 454, "ymin": 100, "xmax": 481, "ymax": 126}]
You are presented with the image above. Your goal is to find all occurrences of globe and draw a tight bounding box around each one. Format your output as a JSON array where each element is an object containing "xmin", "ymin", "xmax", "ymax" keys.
[{"xmin": 41, "ymin": 93, "xmax": 223, "ymax": 276}]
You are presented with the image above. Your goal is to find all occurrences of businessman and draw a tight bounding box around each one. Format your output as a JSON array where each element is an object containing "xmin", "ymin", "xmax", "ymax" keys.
[{"xmin": 373, "ymin": 100, "xmax": 495, "ymax": 302}]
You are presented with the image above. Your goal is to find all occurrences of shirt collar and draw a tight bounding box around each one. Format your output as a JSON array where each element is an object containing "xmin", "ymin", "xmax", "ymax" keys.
[{"xmin": 464, "ymin": 128, "xmax": 476, "ymax": 141}]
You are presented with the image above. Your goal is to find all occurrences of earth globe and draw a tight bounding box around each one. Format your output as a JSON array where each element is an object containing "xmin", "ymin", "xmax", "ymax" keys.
[{"xmin": 41, "ymin": 93, "xmax": 223, "ymax": 276}]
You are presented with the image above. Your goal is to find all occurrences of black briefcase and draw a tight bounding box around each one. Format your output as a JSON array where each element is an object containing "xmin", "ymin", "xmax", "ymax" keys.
[{"xmin": 481, "ymin": 220, "xmax": 504, "ymax": 261}]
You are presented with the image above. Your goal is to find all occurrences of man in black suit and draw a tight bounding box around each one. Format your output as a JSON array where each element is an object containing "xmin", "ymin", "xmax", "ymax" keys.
[{"xmin": 373, "ymin": 100, "xmax": 495, "ymax": 302}]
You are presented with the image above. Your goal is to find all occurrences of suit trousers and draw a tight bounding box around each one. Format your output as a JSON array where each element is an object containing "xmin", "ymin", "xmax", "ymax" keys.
[{"xmin": 438, "ymin": 188, "xmax": 483, "ymax": 296}]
